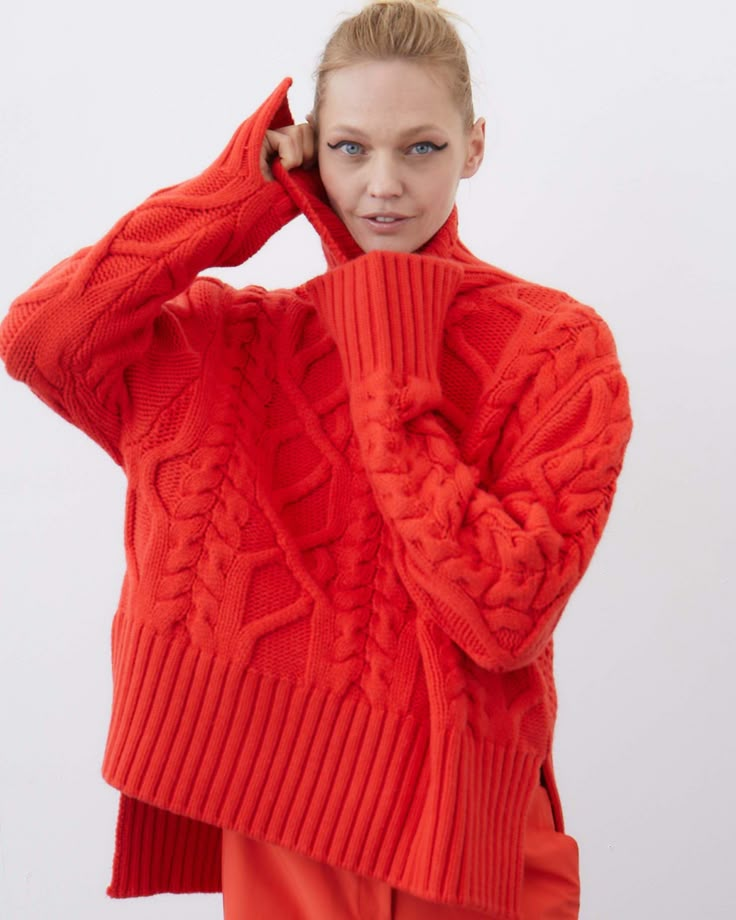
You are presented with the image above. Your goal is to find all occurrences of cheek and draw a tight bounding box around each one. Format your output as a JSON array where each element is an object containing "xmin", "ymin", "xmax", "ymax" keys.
[
  {"xmin": 420, "ymin": 164, "xmax": 459, "ymax": 200},
  {"xmin": 321, "ymin": 170, "xmax": 351, "ymax": 213},
  {"xmin": 431, "ymin": 171, "xmax": 463, "ymax": 208}
]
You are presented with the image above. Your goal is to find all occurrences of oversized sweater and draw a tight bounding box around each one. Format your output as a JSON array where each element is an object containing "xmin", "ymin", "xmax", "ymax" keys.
[{"xmin": 0, "ymin": 78, "xmax": 632, "ymax": 918}]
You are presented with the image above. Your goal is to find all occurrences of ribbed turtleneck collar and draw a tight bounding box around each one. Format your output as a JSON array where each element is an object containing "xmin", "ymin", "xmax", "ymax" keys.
[{"xmin": 273, "ymin": 159, "xmax": 462, "ymax": 269}]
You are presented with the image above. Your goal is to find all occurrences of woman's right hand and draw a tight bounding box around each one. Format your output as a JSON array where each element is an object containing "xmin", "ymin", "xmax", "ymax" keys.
[{"xmin": 260, "ymin": 122, "xmax": 317, "ymax": 181}]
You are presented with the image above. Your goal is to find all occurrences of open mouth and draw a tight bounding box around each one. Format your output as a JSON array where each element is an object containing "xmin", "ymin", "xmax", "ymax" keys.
[{"xmin": 362, "ymin": 214, "xmax": 411, "ymax": 229}]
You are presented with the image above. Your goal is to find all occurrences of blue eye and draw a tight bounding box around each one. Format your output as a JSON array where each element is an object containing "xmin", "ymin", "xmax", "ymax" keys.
[
  {"xmin": 410, "ymin": 141, "xmax": 447, "ymax": 155},
  {"xmin": 327, "ymin": 141, "xmax": 364, "ymax": 156}
]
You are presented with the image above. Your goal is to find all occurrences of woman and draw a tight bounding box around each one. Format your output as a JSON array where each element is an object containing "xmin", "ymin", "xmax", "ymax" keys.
[{"xmin": 0, "ymin": 1, "xmax": 631, "ymax": 918}]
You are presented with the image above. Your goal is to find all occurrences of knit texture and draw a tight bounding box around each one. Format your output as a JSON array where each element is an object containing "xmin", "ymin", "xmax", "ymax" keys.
[{"xmin": 0, "ymin": 78, "xmax": 632, "ymax": 918}]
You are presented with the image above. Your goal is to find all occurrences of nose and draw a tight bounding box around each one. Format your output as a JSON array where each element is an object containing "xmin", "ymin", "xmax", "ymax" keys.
[{"xmin": 366, "ymin": 153, "xmax": 403, "ymax": 199}]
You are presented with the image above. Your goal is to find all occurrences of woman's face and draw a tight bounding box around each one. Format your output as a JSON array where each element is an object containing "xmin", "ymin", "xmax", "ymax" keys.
[{"xmin": 316, "ymin": 58, "xmax": 485, "ymax": 254}]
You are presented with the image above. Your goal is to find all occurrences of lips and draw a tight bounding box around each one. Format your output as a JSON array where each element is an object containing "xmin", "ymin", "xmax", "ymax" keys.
[
  {"xmin": 360, "ymin": 213, "xmax": 412, "ymax": 231},
  {"xmin": 360, "ymin": 213, "xmax": 409, "ymax": 222}
]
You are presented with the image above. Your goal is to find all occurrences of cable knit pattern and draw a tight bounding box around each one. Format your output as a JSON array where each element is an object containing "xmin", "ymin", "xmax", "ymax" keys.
[
  {"xmin": 308, "ymin": 251, "xmax": 630, "ymax": 673},
  {"xmin": 0, "ymin": 79, "xmax": 298, "ymax": 463},
  {"xmin": 0, "ymin": 79, "xmax": 632, "ymax": 918}
]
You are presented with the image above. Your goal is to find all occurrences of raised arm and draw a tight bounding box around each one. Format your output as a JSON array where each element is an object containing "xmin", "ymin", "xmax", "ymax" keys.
[
  {"xmin": 0, "ymin": 79, "xmax": 299, "ymax": 462},
  {"xmin": 306, "ymin": 250, "xmax": 633, "ymax": 671}
]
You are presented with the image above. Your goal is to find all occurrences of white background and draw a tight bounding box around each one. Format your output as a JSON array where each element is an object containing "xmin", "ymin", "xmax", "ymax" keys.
[{"xmin": 1, "ymin": 1, "xmax": 734, "ymax": 917}]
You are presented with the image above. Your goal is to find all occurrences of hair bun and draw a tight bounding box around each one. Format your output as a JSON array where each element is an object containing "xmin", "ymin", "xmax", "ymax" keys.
[{"xmin": 370, "ymin": 0, "xmax": 442, "ymax": 7}]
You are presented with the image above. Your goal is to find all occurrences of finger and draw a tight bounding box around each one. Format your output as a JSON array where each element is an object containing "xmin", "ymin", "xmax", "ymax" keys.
[
  {"xmin": 275, "ymin": 133, "xmax": 301, "ymax": 171},
  {"xmin": 279, "ymin": 127, "xmax": 315, "ymax": 171},
  {"xmin": 260, "ymin": 130, "xmax": 280, "ymax": 180},
  {"xmin": 298, "ymin": 123, "xmax": 317, "ymax": 169},
  {"xmin": 262, "ymin": 130, "xmax": 296, "ymax": 177},
  {"xmin": 262, "ymin": 125, "xmax": 316, "ymax": 176}
]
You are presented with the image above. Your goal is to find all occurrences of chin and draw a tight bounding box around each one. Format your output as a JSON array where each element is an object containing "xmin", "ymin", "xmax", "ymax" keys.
[
  {"xmin": 358, "ymin": 238, "xmax": 417, "ymax": 254},
  {"xmin": 352, "ymin": 228, "xmax": 429, "ymax": 254}
]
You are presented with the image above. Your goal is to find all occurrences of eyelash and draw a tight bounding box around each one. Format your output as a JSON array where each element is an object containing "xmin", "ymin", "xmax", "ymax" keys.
[{"xmin": 326, "ymin": 140, "xmax": 448, "ymax": 157}]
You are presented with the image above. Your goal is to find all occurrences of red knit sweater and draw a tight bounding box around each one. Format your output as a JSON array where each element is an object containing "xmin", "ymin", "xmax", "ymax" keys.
[{"xmin": 0, "ymin": 79, "xmax": 632, "ymax": 917}]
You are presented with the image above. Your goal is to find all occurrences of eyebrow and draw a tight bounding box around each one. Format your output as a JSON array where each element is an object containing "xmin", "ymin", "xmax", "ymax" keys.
[{"xmin": 326, "ymin": 124, "xmax": 448, "ymax": 139}]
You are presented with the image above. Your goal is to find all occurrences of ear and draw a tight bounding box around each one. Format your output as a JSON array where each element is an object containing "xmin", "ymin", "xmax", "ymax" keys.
[{"xmin": 461, "ymin": 117, "xmax": 486, "ymax": 179}]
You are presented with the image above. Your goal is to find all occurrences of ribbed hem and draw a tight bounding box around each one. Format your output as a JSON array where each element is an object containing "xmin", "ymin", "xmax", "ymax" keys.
[
  {"xmin": 107, "ymin": 797, "xmax": 222, "ymax": 897},
  {"xmin": 103, "ymin": 614, "xmax": 540, "ymax": 916},
  {"xmin": 308, "ymin": 252, "xmax": 463, "ymax": 384}
]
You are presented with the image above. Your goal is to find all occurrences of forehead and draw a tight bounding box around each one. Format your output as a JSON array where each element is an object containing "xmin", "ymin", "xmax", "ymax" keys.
[{"xmin": 320, "ymin": 59, "xmax": 462, "ymax": 132}]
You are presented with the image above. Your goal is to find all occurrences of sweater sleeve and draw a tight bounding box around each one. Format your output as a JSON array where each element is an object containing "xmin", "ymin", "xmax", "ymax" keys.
[
  {"xmin": 306, "ymin": 250, "xmax": 633, "ymax": 671},
  {"xmin": 0, "ymin": 79, "xmax": 299, "ymax": 463}
]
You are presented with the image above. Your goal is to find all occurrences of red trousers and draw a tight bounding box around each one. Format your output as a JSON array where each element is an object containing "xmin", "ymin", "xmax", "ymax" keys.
[{"xmin": 221, "ymin": 785, "xmax": 580, "ymax": 919}]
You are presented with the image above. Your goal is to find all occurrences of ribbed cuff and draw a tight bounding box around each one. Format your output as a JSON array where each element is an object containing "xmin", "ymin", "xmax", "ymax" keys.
[
  {"xmin": 202, "ymin": 77, "xmax": 294, "ymax": 180},
  {"xmin": 144, "ymin": 77, "xmax": 299, "ymax": 268},
  {"xmin": 307, "ymin": 251, "xmax": 463, "ymax": 384}
]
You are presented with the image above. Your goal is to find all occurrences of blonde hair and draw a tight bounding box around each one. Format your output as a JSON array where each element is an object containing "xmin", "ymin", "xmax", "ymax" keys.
[{"xmin": 313, "ymin": 0, "xmax": 475, "ymax": 131}]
